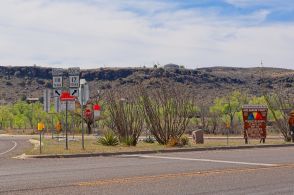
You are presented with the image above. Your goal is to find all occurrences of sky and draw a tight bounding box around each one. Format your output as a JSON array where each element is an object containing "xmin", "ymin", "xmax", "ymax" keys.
[{"xmin": 0, "ymin": 0, "xmax": 294, "ymax": 69}]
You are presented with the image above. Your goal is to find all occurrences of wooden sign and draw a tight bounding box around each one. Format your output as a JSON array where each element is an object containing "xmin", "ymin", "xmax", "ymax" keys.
[{"xmin": 242, "ymin": 105, "xmax": 268, "ymax": 139}]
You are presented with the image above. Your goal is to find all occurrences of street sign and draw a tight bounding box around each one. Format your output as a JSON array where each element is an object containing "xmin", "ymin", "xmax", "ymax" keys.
[
  {"xmin": 68, "ymin": 67, "xmax": 80, "ymax": 76},
  {"xmin": 69, "ymin": 76, "xmax": 80, "ymax": 88},
  {"xmin": 93, "ymin": 104, "xmax": 101, "ymax": 118},
  {"xmin": 54, "ymin": 96, "xmax": 60, "ymax": 112},
  {"xmin": 60, "ymin": 101, "xmax": 76, "ymax": 111},
  {"xmin": 84, "ymin": 109, "xmax": 92, "ymax": 118},
  {"xmin": 52, "ymin": 68, "xmax": 63, "ymax": 76},
  {"xmin": 37, "ymin": 122, "xmax": 45, "ymax": 131},
  {"xmin": 43, "ymin": 89, "xmax": 50, "ymax": 113},
  {"xmin": 70, "ymin": 88, "xmax": 79, "ymax": 97},
  {"xmin": 79, "ymin": 80, "xmax": 89, "ymax": 106},
  {"xmin": 53, "ymin": 89, "xmax": 62, "ymax": 97},
  {"xmin": 55, "ymin": 121, "xmax": 62, "ymax": 133},
  {"xmin": 60, "ymin": 91, "xmax": 76, "ymax": 101},
  {"xmin": 53, "ymin": 76, "xmax": 63, "ymax": 88}
]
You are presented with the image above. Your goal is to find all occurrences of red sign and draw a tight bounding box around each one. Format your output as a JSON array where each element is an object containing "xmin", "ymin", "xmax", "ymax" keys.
[
  {"xmin": 242, "ymin": 105, "xmax": 268, "ymax": 139},
  {"xmin": 60, "ymin": 91, "xmax": 76, "ymax": 101},
  {"xmin": 93, "ymin": 104, "xmax": 101, "ymax": 111},
  {"xmin": 84, "ymin": 109, "xmax": 92, "ymax": 118}
]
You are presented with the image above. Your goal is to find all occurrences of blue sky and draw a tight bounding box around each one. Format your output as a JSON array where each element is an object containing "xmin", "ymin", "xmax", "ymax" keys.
[{"xmin": 0, "ymin": 0, "xmax": 293, "ymax": 69}]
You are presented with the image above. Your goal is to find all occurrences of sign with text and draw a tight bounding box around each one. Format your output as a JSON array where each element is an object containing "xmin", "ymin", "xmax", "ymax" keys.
[
  {"xmin": 53, "ymin": 76, "xmax": 63, "ymax": 88},
  {"xmin": 242, "ymin": 105, "xmax": 268, "ymax": 139},
  {"xmin": 60, "ymin": 101, "xmax": 76, "ymax": 111},
  {"xmin": 68, "ymin": 67, "xmax": 80, "ymax": 76},
  {"xmin": 69, "ymin": 76, "xmax": 80, "ymax": 88},
  {"xmin": 52, "ymin": 68, "xmax": 63, "ymax": 76}
]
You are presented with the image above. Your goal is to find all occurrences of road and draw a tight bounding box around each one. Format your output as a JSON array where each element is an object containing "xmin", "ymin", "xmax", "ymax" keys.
[{"xmin": 1, "ymin": 135, "xmax": 294, "ymax": 194}]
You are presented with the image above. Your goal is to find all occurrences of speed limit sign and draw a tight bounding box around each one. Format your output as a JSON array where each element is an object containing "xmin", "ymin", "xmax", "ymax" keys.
[{"xmin": 69, "ymin": 76, "xmax": 80, "ymax": 88}]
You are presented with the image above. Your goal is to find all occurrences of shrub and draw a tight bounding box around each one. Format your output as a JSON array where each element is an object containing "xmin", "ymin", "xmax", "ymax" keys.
[
  {"xmin": 97, "ymin": 131, "xmax": 119, "ymax": 146},
  {"xmin": 180, "ymin": 135, "xmax": 190, "ymax": 146},
  {"xmin": 167, "ymin": 138, "xmax": 180, "ymax": 147},
  {"xmin": 122, "ymin": 137, "xmax": 135, "ymax": 146}
]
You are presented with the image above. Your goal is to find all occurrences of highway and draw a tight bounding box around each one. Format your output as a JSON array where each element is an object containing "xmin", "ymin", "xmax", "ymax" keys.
[{"xmin": 1, "ymin": 135, "xmax": 294, "ymax": 194}]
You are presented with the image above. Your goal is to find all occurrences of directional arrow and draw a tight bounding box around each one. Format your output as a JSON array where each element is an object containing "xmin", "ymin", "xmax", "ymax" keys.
[
  {"xmin": 70, "ymin": 88, "xmax": 79, "ymax": 97},
  {"xmin": 55, "ymin": 90, "xmax": 61, "ymax": 96},
  {"xmin": 71, "ymin": 89, "xmax": 78, "ymax": 96}
]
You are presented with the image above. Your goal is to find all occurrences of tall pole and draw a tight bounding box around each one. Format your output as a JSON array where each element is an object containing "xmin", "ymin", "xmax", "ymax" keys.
[
  {"xmin": 51, "ymin": 114, "xmax": 54, "ymax": 139},
  {"xmin": 32, "ymin": 103, "xmax": 34, "ymax": 131},
  {"xmin": 39, "ymin": 131, "xmax": 42, "ymax": 154},
  {"xmin": 65, "ymin": 100, "xmax": 68, "ymax": 150},
  {"xmin": 81, "ymin": 84, "xmax": 85, "ymax": 150}
]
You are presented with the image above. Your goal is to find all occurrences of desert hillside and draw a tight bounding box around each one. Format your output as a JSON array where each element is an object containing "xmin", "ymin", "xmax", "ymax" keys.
[{"xmin": 0, "ymin": 66, "xmax": 293, "ymax": 103}]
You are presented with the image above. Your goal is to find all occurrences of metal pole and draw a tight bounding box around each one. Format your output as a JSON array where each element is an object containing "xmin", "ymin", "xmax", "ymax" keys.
[
  {"xmin": 51, "ymin": 114, "xmax": 54, "ymax": 139},
  {"xmin": 65, "ymin": 100, "xmax": 68, "ymax": 150},
  {"xmin": 81, "ymin": 84, "xmax": 85, "ymax": 150},
  {"xmin": 39, "ymin": 131, "xmax": 42, "ymax": 154},
  {"xmin": 32, "ymin": 103, "xmax": 34, "ymax": 132},
  {"xmin": 227, "ymin": 126, "xmax": 229, "ymax": 145}
]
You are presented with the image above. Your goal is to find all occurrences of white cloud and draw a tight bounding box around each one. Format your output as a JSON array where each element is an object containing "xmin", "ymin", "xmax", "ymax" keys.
[{"xmin": 0, "ymin": 0, "xmax": 293, "ymax": 69}]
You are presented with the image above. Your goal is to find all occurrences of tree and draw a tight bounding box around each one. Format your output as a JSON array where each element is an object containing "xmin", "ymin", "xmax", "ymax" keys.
[
  {"xmin": 140, "ymin": 83, "xmax": 195, "ymax": 145},
  {"xmin": 105, "ymin": 89, "xmax": 144, "ymax": 146},
  {"xmin": 264, "ymin": 93, "xmax": 294, "ymax": 141},
  {"xmin": 212, "ymin": 91, "xmax": 248, "ymax": 134}
]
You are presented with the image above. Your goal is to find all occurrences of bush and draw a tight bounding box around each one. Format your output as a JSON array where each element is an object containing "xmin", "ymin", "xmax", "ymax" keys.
[
  {"xmin": 167, "ymin": 138, "xmax": 180, "ymax": 147},
  {"xmin": 180, "ymin": 135, "xmax": 190, "ymax": 146},
  {"xmin": 97, "ymin": 131, "xmax": 119, "ymax": 146},
  {"xmin": 122, "ymin": 137, "xmax": 135, "ymax": 146}
]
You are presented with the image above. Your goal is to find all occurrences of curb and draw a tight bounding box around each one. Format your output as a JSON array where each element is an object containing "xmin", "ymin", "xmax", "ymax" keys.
[{"xmin": 25, "ymin": 143, "xmax": 294, "ymax": 159}]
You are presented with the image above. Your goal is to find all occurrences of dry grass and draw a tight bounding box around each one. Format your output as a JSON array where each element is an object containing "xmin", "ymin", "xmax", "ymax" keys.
[{"xmin": 26, "ymin": 136, "xmax": 288, "ymax": 155}]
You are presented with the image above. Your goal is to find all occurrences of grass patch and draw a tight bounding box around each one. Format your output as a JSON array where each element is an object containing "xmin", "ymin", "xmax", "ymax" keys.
[{"xmin": 26, "ymin": 136, "xmax": 289, "ymax": 155}]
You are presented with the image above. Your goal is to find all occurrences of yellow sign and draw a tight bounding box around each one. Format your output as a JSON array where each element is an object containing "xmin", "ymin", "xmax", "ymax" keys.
[
  {"xmin": 226, "ymin": 120, "xmax": 230, "ymax": 128},
  {"xmin": 55, "ymin": 122, "xmax": 62, "ymax": 132},
  {"xmin": 37, "ymin": 122, "xmax": 45, "ymax": 131}
]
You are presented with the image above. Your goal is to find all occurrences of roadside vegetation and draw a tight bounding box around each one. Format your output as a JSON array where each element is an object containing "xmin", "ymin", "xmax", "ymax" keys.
[{"xmin": 1, "ymin": 82, "xmax": 293, "ymax": 149}]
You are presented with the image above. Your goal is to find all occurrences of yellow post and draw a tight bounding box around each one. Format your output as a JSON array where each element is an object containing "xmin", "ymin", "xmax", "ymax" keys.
[{"xmin": 37, "ymin": 122, "xmax": 44, "ymax": 154}]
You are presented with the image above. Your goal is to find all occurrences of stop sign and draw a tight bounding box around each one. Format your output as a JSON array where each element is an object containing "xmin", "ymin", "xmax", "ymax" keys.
[{"xmin": 84, "ymin": 109, "xmax": 92, "ymax": 118}]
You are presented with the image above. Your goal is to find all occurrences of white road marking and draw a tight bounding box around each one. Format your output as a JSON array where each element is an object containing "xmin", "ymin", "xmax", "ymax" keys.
[
  {"xmin": 0, "ymin": 141, "xmax": 17, "ymax": 156},
  {"xmin": 124, "ymin": 154, "xmax": 277, "ymax": 167}
]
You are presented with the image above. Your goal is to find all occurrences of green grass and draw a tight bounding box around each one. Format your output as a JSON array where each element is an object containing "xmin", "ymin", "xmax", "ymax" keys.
[{"xmin": 26, "ymin": 136, "xmax": 289, "ymax": 155}]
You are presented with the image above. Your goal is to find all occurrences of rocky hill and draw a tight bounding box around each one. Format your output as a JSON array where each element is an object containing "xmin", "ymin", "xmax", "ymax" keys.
[{"xmin": 0, "ymin": 65, "xmax": 293, "ymax": 104}]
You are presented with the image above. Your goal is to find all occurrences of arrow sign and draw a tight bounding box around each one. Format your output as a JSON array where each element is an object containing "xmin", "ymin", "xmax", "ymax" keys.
[
  {"xmin": 70, "ymin": 88, "xmax": 79, "ymax": 98},
  {"xmin": 54, "ymin": 89, "xmax": 61, "ymax": 97},
  {"xmin": 71, "ymin": 89, "xmax": 78, "ymax": 96}
]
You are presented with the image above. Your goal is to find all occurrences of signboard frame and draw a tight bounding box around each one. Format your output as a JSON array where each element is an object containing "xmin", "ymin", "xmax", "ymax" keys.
[
  {"xmin": 242, "ymin": 105, "xmax": 268, "ymax": 143},
  {"xmin": 53, "ymin": 76, "xmax": 63, "ymax": 89}
]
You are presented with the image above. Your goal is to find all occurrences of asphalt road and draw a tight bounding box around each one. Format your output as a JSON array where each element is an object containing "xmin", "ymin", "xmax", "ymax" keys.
[{"xmin": 1, "ymin": 135, "xmax": 294, "ymax": 195}]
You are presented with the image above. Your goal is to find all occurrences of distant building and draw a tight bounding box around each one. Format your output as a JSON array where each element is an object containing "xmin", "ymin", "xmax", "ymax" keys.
[{"xmin": 164, "ymin": 63, "xmax": 180, "ymax": 69}]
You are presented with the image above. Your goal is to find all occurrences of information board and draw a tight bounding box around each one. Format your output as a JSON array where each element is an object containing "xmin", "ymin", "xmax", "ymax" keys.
[{"xmin": 242, "ymin": 105, "xmax": 268, "ymax": 139}]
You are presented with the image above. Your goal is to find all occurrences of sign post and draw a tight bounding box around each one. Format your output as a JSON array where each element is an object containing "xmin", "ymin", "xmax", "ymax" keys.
[
  {"xmin": 79, "ymin": 79, "xmax": 88, "ymax": 150},
  {"xmin": 60, "ymin": 91, "xmax": 76, "ymax": 150},
  {"xmin": 37, "ymin": 122, "xmax": 45, "ymax": 153}
]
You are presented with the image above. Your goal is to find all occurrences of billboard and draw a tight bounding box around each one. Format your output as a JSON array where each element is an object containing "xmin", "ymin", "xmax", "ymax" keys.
[{"xmin": 242, "ymin": 105, "xmax": 268, "ymax": 139}]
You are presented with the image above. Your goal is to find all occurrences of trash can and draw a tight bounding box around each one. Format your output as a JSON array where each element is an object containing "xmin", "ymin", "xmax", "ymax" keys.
[{"xmin": 192, "ymin": 130, "xmax": 204, "ymax": 144}]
